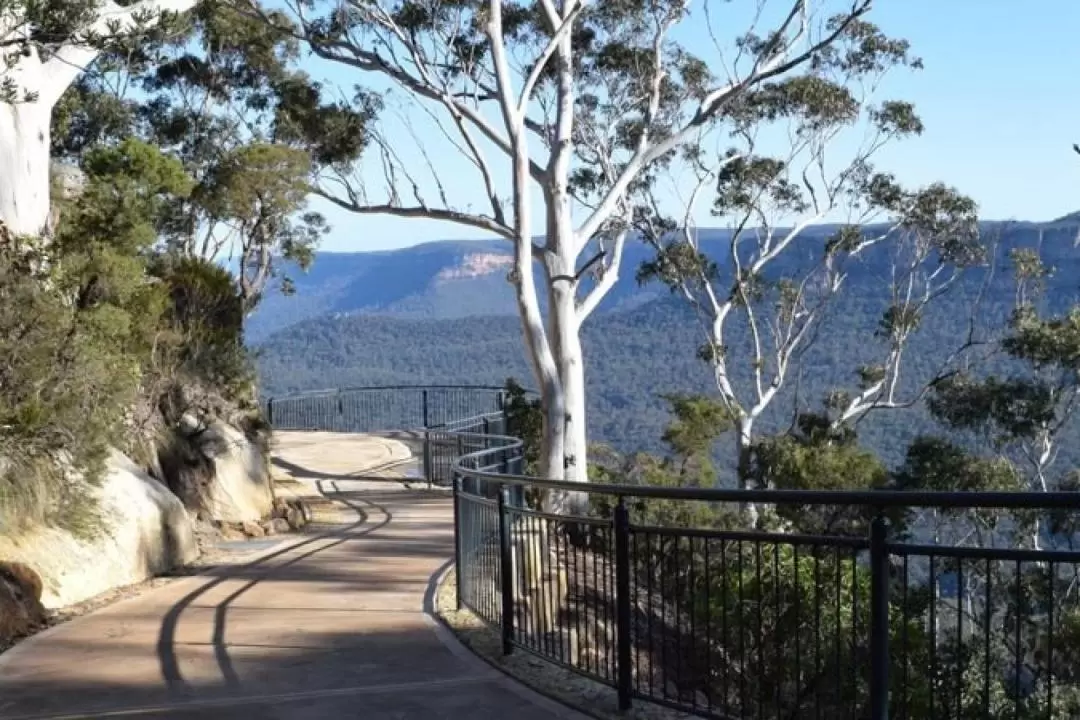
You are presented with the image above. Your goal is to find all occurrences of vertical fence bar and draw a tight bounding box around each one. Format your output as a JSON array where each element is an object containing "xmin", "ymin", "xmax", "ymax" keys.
[
  {"xmin": 453, "ymin": 473, "xmax": 464, "ymax": 611},
  {"xmin": 869, "ymin": 513, "xmax": 890, "ymax": 720},
  {"xmin": 422, "ymin": 390, "xmax": 433, "ymax": 486},
  {"xmin": 498, "ymin": 485, "xmax": 515, "ymax": 656},
  {"xmin": 266, "ymin": 397, "xmax": 274, "ymax": 426},
  {"xmin": 456, "ymin": 434, "xmax": 465, "ymax": 493},
  {"xmin": 614, "ymin": 497, "xmax": 633, "ymax": 711}
]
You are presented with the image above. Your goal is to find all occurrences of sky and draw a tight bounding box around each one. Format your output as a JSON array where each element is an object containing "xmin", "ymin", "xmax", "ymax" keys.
[{"xmin": 303, "ymin": 1, "xmax": 1080, "ymax": 253}]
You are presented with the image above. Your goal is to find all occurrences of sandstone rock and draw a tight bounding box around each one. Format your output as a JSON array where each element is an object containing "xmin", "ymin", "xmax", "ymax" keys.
[
  {"xmin": 160, "ymin": 418, "xmax": 273, "ymax": 525},
  {"xmin": 271, "ymin": 497, "xmax": 290, "ymax": 518},
  {"xmin": 219, "ymin": 524, "xmax": 246, "ymax": 542},
  {"xmin": 285, "ymin": 506, "xmax": 306, "ymax": 530},
  {"xmin": 0, "ymin": 450, "xmax": 198, "ymax": 609},
  {"xmin": 241, "ymin": 521, "xmax": 265, "ymax": 538},
  {"xmin": 268, "ymin": 518, "xmax": 291, "ymax": 535},
  {"xmin": 0, "ymin": 563, "xmax": 46, "ymax": 646}
]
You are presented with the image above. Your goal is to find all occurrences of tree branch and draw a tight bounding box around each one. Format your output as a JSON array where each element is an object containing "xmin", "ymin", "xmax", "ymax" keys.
[
  {"xmin": 40, "ymin": 0, "xmax": 197, "ymax": 105},
  {"xmin": 517, "ymin": 3, "xmax": 587, "ymax": 118},
  {"xmin": 577, "ymin": 227, "xmax": 628, "ymax": 320},
  {"xmin": 575, "ymin": 0, "xmax": 871, "ymax": 245},
  {"xmin": 312, "ymin": 188, "xmax": 514, "ymax": 240}
]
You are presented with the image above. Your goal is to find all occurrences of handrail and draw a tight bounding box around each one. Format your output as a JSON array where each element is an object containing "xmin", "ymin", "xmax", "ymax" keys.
[
  {"xmin": 453, "ymin": 430, "xmax": 1080, "ymax": 510},
  {"xmin": 263, "ymin": 384, "xmax": 514, "ymax": 402},
  {"xmin": 264, "ymin": 384, "xmax": 1080, "ymax": 720}
]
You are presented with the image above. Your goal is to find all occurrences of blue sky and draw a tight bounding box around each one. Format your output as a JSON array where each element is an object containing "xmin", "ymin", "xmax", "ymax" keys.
[{"xmin": 307, "ymin": 1, "xmax": 1080, "ymax": 252}]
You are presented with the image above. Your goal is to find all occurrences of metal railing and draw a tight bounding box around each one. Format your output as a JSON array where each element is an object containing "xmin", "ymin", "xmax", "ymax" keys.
[
  {"xmin": 262, "ymin": 385, "xmax": 510, "ymax": 485},
  {"xmin": 264, "ymin": 386, "xmax": 1080, "ymax": 720}
]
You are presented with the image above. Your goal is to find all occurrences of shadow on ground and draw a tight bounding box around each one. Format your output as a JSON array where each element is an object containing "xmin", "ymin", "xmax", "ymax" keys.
[{"xmin": 0, "ymin": 481, "xmax": 575, "ymax": 720}]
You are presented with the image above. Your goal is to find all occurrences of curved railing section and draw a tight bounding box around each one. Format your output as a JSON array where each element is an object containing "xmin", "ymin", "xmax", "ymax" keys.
[{"xmin": 265, "ymin": 385, "xmax": 1080, "ymax": 720}]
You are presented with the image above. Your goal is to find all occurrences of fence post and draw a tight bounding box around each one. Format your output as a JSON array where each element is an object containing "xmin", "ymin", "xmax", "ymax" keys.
[
  {"xmin": 453, "ymin": 473, "xmax": 464, "ymax": 611},
  {"xmin": 422, "ymin": 390, "xmax": 433, "ymax": 486},
  {"xmin": 456, "ymin": 434, "xmax": 466, "ymax": 493},
  {"xmin": 869, "ymin": 513, "xmax": 890, "ymax": 720},
  {"xmin": 498, "ymin": 485, "xmax": 515, "ymax": 656},
  {"xmin": 614, "ymin": 497, "xmax": 633, "ymax": 711},
  {"xmin": 266, "ymin": 398, "xmax": 274, "ymax": 427}
]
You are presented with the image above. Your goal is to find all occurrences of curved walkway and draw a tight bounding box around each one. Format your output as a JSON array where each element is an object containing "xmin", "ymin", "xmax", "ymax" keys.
[{"xmin": 0, "ymin": 433, "xmax": 583, "ymax": 720}]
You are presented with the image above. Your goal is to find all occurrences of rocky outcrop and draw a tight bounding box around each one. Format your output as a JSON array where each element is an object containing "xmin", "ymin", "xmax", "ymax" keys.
[
  {"xmin": 435, "ymin": 252, "xmax": 512, "ymax": 281},
  {"xmin": 213, "ymin": 497, "xmax": 312, "ymax": 541},
  {"xmin": 159, "ymin": 417, "xmax": 273, "ymax": 525},
  {"xmin": 0, "ymin": 451, "xmax": 197, "ymax": 609},
  {"xmin": 0, "ymin": 561, "xmax": 46, "ymax": 647}
]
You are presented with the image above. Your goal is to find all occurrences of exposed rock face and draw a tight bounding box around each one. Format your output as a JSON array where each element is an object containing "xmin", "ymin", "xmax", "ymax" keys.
[
  {"xmin": 0, "ymin": 561, "xmax": 46, "ymax": 647},
  {"xmin": 160, "ymin": 418, "xmax": 273, "ymax": 524},
  {"xmin": 435, "ymin": 252, "xmax": 512, "ymax": 282},
  {"xmin": 0, "ymin": 451, "xmax": 197, "ymax": 609}
]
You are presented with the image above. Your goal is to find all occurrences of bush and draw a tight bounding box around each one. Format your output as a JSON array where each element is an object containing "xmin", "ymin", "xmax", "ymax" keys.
[
  {"xmin": 148, "ymin": 255, "xmax": 255, "ymax": 425},
  {"xmin": 0, "ymin": 239, "xmax": 154, "ymax": 532},
  {"xmin": 0, "ymin": 140, "xmax": 255, "ymax": 534}
]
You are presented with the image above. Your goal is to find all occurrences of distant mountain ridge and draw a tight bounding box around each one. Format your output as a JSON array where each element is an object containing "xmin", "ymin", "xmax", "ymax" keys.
[
  {"xmin": 248, "ymin": 219, "xmax": 1080, "ymax": 343},
  {"xmin": 256, "ymin": 218, "xmax": 1080, "ymax": 471}
]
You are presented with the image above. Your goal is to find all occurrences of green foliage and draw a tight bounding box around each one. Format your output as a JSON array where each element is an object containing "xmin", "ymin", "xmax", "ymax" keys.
[
  {"xmin": 896, "ymin": 437, "xmax": 1025, "ymax": 494},
  {"xmin": 0, "ymin": 127, "xmax": 253, "ymax": 534},
  {"xmin": 0, "ymin": 140, "xmax": 188, "ymax": 531},
  {"xmin": 150, "ymin": 255, "xmax": 252, "ymax": 411},
  {"xmin": 50, "ymin": 0, "xmax": 372, "ymax": 314},
  {"xmin": 590, "ymin": 393, "xmax": 737, "ymax": 530},
  {"xmin": 752, "ymin": 412, "xmax": 888, "ymax": 534},
  {"xmin": 502, "ymin": 377, "xmax": 542, "ymax": 476},
  {"xmin": 659, "ymin": 394, "xmax": 732, "ymax": 475},
  {"xmin": 694, "ymin": 544, "xmax": 873, "ymax": 717}
]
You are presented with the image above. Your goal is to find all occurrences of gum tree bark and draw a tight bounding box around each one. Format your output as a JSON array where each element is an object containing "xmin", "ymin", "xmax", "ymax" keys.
[{"xmin": 0, "ymin": 0, "xmax": 196, "ymax": 235}]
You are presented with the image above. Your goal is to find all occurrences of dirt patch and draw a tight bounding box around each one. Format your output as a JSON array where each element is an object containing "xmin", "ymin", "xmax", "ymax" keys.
[{"xmin": 435, "ymin": 567, "xmax": 698, "ymax": 720}]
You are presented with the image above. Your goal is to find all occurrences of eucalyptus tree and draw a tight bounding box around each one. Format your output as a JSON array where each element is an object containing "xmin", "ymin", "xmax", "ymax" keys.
[
  {"xmin": 634, "ymin": 21, "xmax": 985, "ymax": 489},
  {"xmin": 0, "ymin": 0, "xmax": 197, "ymax": 237},
  {"xmin": 234, "ymin": 0, "xmax": 914, "ymax": 500},
  {"xmin": 924, "ymin": 249, "xmax": 1080, "ymax": 494},
  {"xmin": 50, "ymin": 0, "xmax": 372, "ymax": 312}
]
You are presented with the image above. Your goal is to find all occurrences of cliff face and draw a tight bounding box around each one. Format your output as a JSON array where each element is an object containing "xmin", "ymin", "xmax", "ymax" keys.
[{"xmin": 435, "ymin": 252, "xmax": 512, "ymax": 282}]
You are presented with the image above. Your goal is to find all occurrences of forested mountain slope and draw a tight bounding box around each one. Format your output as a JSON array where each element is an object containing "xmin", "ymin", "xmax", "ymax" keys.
[{"xmin": 257, "ymin": 220, "xmax": 1080, "ymax": 480}]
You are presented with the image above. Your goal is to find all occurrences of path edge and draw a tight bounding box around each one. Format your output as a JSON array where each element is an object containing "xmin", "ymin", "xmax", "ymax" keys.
[
  {"xmin": 0, "ymin": 480, "xmax": 362, "ymax": 674},
  {"xmin": 423, "ymin": 560, "xmax": 596, "ymax": 720}
]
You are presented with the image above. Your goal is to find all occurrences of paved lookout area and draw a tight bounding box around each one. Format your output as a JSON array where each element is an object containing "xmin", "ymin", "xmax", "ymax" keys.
[{"xmin": 0, "ymin": 432, "xmax": 583, "ymax": 720}]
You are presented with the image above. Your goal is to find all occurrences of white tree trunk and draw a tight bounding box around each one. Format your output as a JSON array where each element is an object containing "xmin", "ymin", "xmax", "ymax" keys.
[
  {"xmin": 512, "ymin": 250, "xmax": 563, "ymax": 482},
  {"xmin": 0, "ymin": 0, "xmax": 198, "ymax": 234},
  {"xmin": 541, "ymin": 267, "xmax": 589, "ymax": 515},
  {"xmin": 736, "ymin": 414, "xmax": 755, "ymax": 489},
  {"xmin": 0, "ymin": 99, "xmax": 52, "ymax": 236},
  {"xmin": 551, "ymin": 279, "xmax": 588, "ymax": 481}
]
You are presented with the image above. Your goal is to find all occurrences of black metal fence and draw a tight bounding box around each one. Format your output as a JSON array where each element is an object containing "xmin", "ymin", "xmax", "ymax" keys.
[
  {"xmin": 261, "ymin": 385, "xmax": 509, "ymax": 485},
  {"xmin": 264, "ymin": 386, "xmax": 1080, "ymax": 719},
  {"xmin": 263, "ymin": 385, "xmax": 508, "ymax": 435}
]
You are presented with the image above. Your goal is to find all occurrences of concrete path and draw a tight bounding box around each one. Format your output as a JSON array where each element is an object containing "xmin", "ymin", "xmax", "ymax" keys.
[{"xmin": 0, "ymin": 433, "xmax": 583, "ymax": 720}]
